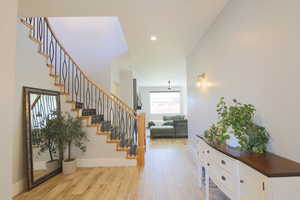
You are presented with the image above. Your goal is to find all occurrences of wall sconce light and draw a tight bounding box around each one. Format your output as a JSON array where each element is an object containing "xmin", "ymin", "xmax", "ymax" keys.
[{"xmin": 196, "ymin": 73, "xmax": 207, "ymax": 87}]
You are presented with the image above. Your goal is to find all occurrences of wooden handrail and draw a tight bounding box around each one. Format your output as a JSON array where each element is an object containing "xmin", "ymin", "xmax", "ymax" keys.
[
  {"xmin": 43, "ymin": 18, "xmax": 137, "ymax": 119},
  {"xmin": 31, "ymin": 95, "xmax": 41, "ymax": 109}
]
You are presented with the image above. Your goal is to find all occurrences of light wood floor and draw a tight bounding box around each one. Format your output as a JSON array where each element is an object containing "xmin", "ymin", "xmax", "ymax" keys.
[{"xmin": 15, "ymin": 138, "xmax": 205, "ymax": 200}]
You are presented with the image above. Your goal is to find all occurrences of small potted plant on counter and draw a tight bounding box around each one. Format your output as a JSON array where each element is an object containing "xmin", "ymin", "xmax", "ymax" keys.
[{"xmin": 204, "ymin": 97, "xmax": 269, "ymax": 154}]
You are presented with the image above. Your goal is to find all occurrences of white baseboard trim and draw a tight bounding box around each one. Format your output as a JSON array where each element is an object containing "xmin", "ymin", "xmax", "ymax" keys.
[
  {"xmin": 77, "ymin": 158, "xmax": 137, "ymax": 167},
  {"xmin": 13, "ymin": 178, "xmax": 26, "ymax": 197}
]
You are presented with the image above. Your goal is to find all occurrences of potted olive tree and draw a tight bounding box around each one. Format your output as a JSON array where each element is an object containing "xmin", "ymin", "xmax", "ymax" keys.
[
  {"xmin": 38, "ymin": 112, "xmax": 88, "ymax": 174},
  {"xmin": 56, "ymin": 113, "xmax": 88, "ymax": 174},
  {"xmin": 38, "ymin": 114, "xmax": 61, "ymax": 173}
]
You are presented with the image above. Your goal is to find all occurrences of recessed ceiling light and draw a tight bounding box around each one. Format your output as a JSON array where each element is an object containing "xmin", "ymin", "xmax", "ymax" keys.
[{"xmin": 150, "ymin": 36, "xmax": 157, "ymax": 41}]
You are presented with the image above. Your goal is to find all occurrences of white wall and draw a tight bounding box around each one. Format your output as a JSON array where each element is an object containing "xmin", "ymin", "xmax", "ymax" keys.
[
  {"xmin": 110, "ymin": 54, "xmax": 135, "ymax": 107},
  {"xmin": 1, "ymin": 1, "xmax": 18, "ymax": 199},
  {"xmin": 14, "ymin": 21, "xmax": 65, "ymax": 196},
  {"xmin": 110, "ymin": 63, "xmax": 121, "ymax": 95},
  {"xmin": 187, "ymin": 0, "xmax": 300, "ymax": 163},
  {"xmin": 90, "ymin": 64, "xmax": 112, "ymax": 91},
  {"xmin": 120, "ymin": 69, "xmax": 134, "ymax": 107},
  {"xmin": 139, "ymin": 86, "xmax": 187, "ymax": 124}
]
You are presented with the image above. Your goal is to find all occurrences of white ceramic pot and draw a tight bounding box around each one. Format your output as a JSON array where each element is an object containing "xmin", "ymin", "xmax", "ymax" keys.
[
  {"xmin": 63, "ymin": 159, "xmax": 77, "ymax": 174},
  {"xmin": 46, "ymin": 160, "xmax": 59, "ymax": 173}
]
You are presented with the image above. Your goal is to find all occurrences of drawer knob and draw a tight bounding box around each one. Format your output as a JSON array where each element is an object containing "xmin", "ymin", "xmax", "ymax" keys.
[
  {"xmin": 221, "ymin": 176, "xmax": 226, "ymax": 181},
  {"xmin": 207, "ymin": 163, "xmax": 210, "ymax": 167},
  {"xmin": 207, "ymin": 150, "xmax": 210, "ymax": 154},
  {"xmin": 221, "ymin": 160, "xmax": 226, "ymax": 165},
  {"xmin": 240, "ymin": 180, "xmax": 244, "ymax": 183}
]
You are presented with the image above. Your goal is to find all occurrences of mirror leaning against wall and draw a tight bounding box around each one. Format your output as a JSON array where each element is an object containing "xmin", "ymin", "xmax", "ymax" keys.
[{"xmin": 23, "ymin": 87, "xmax": 62, "ymax": 190}]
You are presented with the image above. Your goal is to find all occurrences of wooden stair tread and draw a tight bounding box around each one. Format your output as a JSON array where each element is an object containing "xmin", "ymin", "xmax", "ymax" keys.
[
  {"xmin": 77, "ymin": 116, "xmax": 90, "ymax": 119},
  {"xmin": 84, "ymin": 124, "xmax": 99, "ymax": 128},
  {"xmin": 117, "ymin": 147, "xmax": 130, "ymax": 152},
  {"xmin": 107, "ymin": 139, "xmax": 121, "ymax": 144},
  {"xmin": 127, "ymin": 155, "xmax": 137, "ymax": 159},
  {"xmin": 49, "ymin": 73, "xmax": 59, "ymax": 78},
  {"xmin": 37, "ymin": 50, "xmax": 49, "ymax": 58},
  {"xmin": 66, "ymin": 100, "xmax": 76, "ymax": 104},
  {"xmin": 20, "ymin": 19, "xmax": 34, "ymax": 29},
  {"xmin": 97, "ymin": 131, "xmax": 111, "ymax": 135},
  {"xmin": 29, "ymin": 36, "xmax": 42, "ymax": 45},
  {"xmin": 47, "ymin": 64, "xmax": 54, "ymax": 68},
  {"xmin": 54, "ymin": 83, "xmax": 64, "ymax": 87}
]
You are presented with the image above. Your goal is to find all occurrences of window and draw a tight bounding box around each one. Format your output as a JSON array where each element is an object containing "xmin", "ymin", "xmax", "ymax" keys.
[{"xmin": 150, "ymin": 91, "xmax": 181, "ymax": 114}]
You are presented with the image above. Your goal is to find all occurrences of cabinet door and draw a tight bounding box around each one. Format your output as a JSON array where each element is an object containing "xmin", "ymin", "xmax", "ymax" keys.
[
  {"xmin": 197, "ymin": 138, "xmax": 207, "ymax": 165},
  {"xmin": 239, "ymin": 162, "xmax": 266, "ymax": 200}
]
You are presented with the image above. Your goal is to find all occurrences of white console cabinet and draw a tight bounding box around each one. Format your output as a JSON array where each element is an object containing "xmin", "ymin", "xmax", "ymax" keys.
[{"xmin": 195, "ymin": 135, "xmax": 300, "ymax": 200}]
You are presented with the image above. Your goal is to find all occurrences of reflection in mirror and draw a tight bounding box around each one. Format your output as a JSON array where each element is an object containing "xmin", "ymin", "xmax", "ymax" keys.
[
  {"xmin": 30, "ymin": 94, "xmax": 59, "ymax": 181},
  {"xmin": 24, "ymin": 87, "xmax": 62, "ymax": 190}
]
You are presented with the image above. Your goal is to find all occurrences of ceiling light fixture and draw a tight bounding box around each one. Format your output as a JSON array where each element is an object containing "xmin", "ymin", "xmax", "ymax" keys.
[{"xmin": 150, "ymin": 35, "xmax": 157, "ymax": 41}]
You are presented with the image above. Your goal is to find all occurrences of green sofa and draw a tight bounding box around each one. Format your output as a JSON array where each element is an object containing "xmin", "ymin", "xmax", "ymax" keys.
[{"xmin": 150, "ymin": 115, "xmax": 188, "ymax": 138}]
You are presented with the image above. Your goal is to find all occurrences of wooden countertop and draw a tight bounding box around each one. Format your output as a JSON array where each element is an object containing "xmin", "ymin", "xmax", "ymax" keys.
[{"xmin": 196, "ymin": 135, "xmax": 300, "ymax": 177}]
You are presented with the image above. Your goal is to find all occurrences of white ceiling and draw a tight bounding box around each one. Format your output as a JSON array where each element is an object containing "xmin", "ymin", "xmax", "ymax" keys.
[
  {"xmin": 20, "ymin": 0, "xmax": 229, "ymax": 87},
  {"xmin": 48, "ymin": 17, "xmax": 128, "ymax": 86},
  {"xmin": 118, "ymin": 0, "xmax": 229, "ymax": 86}
]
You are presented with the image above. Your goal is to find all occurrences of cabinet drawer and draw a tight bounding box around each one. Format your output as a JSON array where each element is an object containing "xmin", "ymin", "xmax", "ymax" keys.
[
  {"xmin": 199, "ymin": 139, "xmax": 209, "ymax": 152},
  {"xmin": 206, "ymin": 159, "xmax": 236, "ymax": 191},
  {"xmin": 213, "ymin": 149, "xmax": 238, "ymax": 175},
  {"xmin": 215, "ymin": 167, "xmax": 236, "ymax": 193},
  {"xmin": 197, "ymin": 150, "xmax": 205, "ymax": 165},
  {"xmin": 208, "ymin": 163, "xmax": 236, "ymax": 199},
  {"xmin": 196, "ymin": 138, "xmax": 206, "ymax": 164},
  {"xmin": 203, "ymin": 144, "xmax": 214, "ymax": 162},
  {"xmin": 239, "ymin": 162, "xmax": 266, "ymax": 200}
]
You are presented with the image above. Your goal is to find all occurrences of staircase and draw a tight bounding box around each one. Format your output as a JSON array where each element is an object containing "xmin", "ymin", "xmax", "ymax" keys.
[{"xmin": 20, "ymin": 17, "xmax": 146, "ymax": 166}]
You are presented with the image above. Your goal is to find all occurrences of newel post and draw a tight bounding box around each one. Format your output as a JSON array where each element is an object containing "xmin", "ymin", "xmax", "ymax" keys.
[{"xmin": 137, "ymin": 113, "xmax": 146, "ymax": 167}]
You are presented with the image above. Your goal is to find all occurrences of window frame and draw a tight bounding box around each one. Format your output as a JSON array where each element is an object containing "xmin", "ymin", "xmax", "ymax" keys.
[{"xmin": 149, "ymin": 90, "xmax": 182, "ymax": 115}]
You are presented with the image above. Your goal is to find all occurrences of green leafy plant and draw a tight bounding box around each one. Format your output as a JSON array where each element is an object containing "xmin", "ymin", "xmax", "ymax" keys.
[
  {"xmin": 204, "ymin": 97, "xmax": 269, "ymax": 153},
  {"xmin": 39, "ymin": 112, "xmax": 88, "ymax": 162},
  {"xmin": 38, "ymin": 112, "xmax": 61, "ymax": 161},
  {"xmin": 55, "ymin": 113, "xmax": 88, "ymax": 162},
  {"xmin": 204, "ymin": 124, "xmax": 230, "ymax": 143},
  {"xmin": 148, "ymin": 121, "xmax": 156, "ymax": 129}
]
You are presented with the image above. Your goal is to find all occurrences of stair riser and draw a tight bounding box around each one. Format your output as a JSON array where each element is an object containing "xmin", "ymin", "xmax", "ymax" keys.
[{"xmin": 82, "ymin": 109, "xmax": 96, "ymax": 116}]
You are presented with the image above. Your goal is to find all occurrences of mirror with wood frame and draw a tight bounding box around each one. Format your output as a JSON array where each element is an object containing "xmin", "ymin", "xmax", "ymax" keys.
[{"xmin": 23, "ymin": 87, "xmax": 62, "ymax": 190}]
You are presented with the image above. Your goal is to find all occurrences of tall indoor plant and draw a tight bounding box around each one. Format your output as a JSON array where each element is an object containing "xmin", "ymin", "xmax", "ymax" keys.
[
  {"xmin": 56, "ymin": 112, "xmax": 88, "ymax": 174},
  {"xmin": 38, "ymin": 112, "xmax": 61, "ymax": 172},
  {"xmin": 204, "ymin": 97, "xmax": 269, "ymax": 153}
]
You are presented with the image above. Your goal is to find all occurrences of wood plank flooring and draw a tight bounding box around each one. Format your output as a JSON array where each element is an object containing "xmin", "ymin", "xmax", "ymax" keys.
[{"xmin": 14, "ymin": 138, "xmax": 204, "ymax": 200}]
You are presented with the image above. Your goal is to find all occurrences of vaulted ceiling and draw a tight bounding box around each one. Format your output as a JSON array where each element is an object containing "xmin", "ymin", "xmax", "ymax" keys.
[
  {"xmin": 19, "ymin": 0, "xmax": 229, "ymax": 86},
  {"xmin": 48, "ymin": 17, "xmax": 128, "ymax": 87}
]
